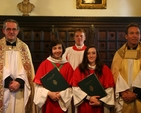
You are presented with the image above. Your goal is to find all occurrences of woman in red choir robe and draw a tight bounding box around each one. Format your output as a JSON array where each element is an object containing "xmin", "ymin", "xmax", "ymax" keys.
[
  {"xmin": 33, "ymin": 38, "xmax": 73, "ymax": 113},
  {"xmin": 72, "ymin": 45, "xmax": 115, "ymax": 113}
]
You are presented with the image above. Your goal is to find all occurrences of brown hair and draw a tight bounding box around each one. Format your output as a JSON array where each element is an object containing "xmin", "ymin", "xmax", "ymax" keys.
[
  {"xmin": 74, "ymin": 28, "xmax": 86, "ymax": 36},
  {"xmin": 125, "ymin": 22, "xmax": 140, "ymax": 34},
  {"xmin": 79, "ymin": 45, "xmax": 104, "ymax": 76},
  {"xmin": 3, "ymin": 19, "xmax": 20, "ymax": 30},
  {"xmin": 49, "ymin": 38, "xmax": 65, "ymax": 56}
]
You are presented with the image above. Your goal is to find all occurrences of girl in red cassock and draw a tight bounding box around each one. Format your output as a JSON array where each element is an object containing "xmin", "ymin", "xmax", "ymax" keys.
[
  {"xmin": 33, "ymin": 38, "xmax": 73, "ymax": 113},
  {"xmin": 72, "ymin": 45, "xmax": 115, "ymax": 113}
]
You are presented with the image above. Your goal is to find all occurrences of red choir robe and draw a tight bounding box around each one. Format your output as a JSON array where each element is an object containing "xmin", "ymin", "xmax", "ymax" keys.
[
  {"xmin": 33, "ymin": 57, "xmax": 73, "ymax": 113},
  {"xmin": 72, "ymin": 65, "xmax": 115, "ymax": 113}
]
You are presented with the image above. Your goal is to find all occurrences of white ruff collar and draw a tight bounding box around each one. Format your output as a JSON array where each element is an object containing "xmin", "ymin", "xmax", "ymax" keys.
[
  {"xmin": 75, "ymin": 44, "xmax": 84, "ymax": 49},
  {"xmin": 47, "ymin": 56, "xmax": 68, "ymax": 64},
  {"xmin": 88, "ymin": 64, "xmax": 96, "ymax": 69}
]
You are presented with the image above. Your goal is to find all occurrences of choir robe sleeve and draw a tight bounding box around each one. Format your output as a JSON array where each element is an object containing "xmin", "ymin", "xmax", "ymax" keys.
[
  {"xmin": 99, "ymin": 65, "xmax": 115, "ymax": 106},
  {"xmin": 58, "ymin": 63, "xmax": 74, "ymax": 111},
  {"xmin": 33, "ymin": 60, "xmax": 50, "ymax": 85},
  {"xmin": 33, "ymin": 84, "xmax": 48, "ymax": 108},
  {"xmin": 71, "ymin": 68, "xmax": 88, "ymax": 106},
  {"xmin": 58, "ymin": 87, "xmax": 73, "ymax": 111},
  {"xmin": 3, "ymin": 66, "xmax": 31, "ymax": 108},
  {"xmin": 72, "ymin": 87, "xmax": 87, "ymax": 106},
  {"xmin": 100, "ymin": 87, "xmax": 115, "ymax": 106},
  {"xmin": 33, "ymin": 60, "xmax": 51, "ymax": 108}
]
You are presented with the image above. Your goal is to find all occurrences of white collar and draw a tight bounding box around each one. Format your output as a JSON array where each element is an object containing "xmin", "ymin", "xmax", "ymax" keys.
[
  {"xmin": 75, "ymin": 44, "xmax": 84, "ymax": 49},
  {"xmin": 88, "ymin": 64, "xmax": 96, "ymax": 69},
  {"xmin": 47, "ymin": 56, "xmax": 68, "ymax": 64}
]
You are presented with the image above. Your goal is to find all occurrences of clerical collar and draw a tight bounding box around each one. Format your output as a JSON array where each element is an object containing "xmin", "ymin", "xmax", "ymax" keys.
[
  {"xmin": 75, "ymin": 44, "xmax": 84, "ymax": 49},
  {"xmin": 127, "ymin": 44, "xmax": 138, "ymax": 50},
  {"xmin": 6, "ymin": 41, "xmax": 16, "ymax": 46}
]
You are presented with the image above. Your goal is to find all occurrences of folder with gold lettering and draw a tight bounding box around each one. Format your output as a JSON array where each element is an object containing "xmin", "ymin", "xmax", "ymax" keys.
[
  {"xmin": 40, "ymin": 67, "xmax": 69, "ymax": 92},
  {"xmin": 78, "ymin": 73, "xmax": 107, "ymax": 98}
]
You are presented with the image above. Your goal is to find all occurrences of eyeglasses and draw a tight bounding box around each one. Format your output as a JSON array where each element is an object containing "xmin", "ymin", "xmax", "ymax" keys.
[{"xmin": 5, "ymin": 28, "xmax": 18, "ymax": 32}]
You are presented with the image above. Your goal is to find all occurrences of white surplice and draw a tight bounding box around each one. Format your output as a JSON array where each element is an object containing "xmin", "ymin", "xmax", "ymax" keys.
[{"xmin": 3, "ymin": 50, "xmax": 31, "ymax": 113}]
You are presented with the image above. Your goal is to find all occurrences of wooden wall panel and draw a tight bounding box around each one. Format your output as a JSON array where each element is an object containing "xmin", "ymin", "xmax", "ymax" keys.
[
  {"xmin": 0, "ymin": 16, "xmax": 141, "ymax": 71},
  {"xmin": 94, "ymin": 25, "xmax": 127, "ymax": 67}
]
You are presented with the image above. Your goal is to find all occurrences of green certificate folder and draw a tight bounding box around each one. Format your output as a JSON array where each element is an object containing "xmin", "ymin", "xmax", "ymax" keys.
[
  {"xmin": 78, "ymin": 73, "xmax": 107, "ymax": 98},
  {"xmin": 40, "ymin": 67, "xmax": 69, "ymax": 92}
]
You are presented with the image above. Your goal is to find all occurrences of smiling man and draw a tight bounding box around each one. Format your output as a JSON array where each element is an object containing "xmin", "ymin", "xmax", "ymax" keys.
[
  {"xmin": 0, "ymin": 19, "xmax": 36, "ymax": 113},
  {"xmin": 111, "ymin": 22, "xmax": 141, "ymax": 113}
]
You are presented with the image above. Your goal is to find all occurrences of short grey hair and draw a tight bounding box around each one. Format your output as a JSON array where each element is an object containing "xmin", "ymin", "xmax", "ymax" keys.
[{"xmin": 3, "ymin": 19, "xmax": 20, "ymax": 30}]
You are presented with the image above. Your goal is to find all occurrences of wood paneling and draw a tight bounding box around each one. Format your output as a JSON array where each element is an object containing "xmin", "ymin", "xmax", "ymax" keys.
[{"xmin": 0, "ymin": 16, "xmax": 141, "ymax": 71}]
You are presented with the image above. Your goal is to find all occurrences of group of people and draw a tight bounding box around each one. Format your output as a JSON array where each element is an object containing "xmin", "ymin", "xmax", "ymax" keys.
[{"xmin": 0, "ymin": 18, "xmax": 141, "ymax": 113}]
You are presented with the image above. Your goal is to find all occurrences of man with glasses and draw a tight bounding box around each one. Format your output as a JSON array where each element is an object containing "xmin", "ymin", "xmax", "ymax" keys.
[{"xmin": 0, "ymin": 19, "xmax": 36, "ymax": 113}]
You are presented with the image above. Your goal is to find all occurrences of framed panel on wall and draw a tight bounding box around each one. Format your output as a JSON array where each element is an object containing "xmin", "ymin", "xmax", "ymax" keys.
[{"xmin": 76, "ymin": 0, "xmax": 106, "ymax": 9}]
